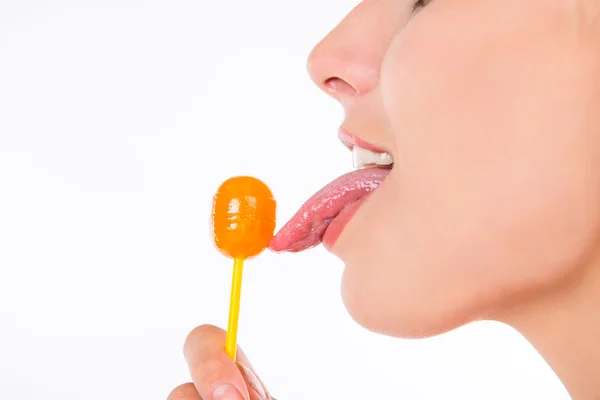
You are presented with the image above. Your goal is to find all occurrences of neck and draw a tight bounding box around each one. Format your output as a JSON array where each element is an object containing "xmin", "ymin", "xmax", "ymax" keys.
[{"xmin": 500, "ymin": 260, "xmax": 600, "ymax": 400}]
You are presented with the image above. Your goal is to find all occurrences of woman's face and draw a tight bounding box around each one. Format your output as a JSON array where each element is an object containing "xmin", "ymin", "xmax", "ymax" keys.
[{"xmin": 307, "ymin": 0, "xmax": 600, "ymax": 337}]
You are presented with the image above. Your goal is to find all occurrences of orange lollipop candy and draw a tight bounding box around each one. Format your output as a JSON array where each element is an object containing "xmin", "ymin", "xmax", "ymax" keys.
[{"xmin": 211, "ymin": 176, "xmax": 276, "ymax": 360}]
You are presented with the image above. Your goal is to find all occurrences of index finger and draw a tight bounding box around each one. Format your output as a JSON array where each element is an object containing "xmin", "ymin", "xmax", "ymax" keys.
[{"xmin": 183, "ymin": 325, "xmax": 254, "ymax": 400}]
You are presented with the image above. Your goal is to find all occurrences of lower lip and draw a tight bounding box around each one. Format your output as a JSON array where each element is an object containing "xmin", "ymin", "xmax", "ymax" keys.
[{"xmin": 322, "ymin": 196, "xmax": 368, "ymax": 250}]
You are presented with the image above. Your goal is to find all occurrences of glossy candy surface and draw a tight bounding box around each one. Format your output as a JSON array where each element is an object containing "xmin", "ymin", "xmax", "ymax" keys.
[{"xmin": 211, "ymin": 176, "xmax": 276, "ymax": 259}]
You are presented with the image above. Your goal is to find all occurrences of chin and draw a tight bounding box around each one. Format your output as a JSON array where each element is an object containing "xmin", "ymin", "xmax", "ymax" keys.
[{"xmin": 339, "ymin": 264, "xmax": 488, "ymax": 339}]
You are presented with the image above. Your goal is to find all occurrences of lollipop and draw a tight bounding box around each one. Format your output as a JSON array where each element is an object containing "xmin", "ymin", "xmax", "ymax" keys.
[{"xmin": 211, "ymin": 176, "xmax": 276, "ymax": 360}]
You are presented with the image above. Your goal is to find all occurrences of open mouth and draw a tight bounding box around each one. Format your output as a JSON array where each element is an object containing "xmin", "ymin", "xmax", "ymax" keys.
[{"xmin": 268, "ymin": 130, "xmax": 393, "ymax": 252}]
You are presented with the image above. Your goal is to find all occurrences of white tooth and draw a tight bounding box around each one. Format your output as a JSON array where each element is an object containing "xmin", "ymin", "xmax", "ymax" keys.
[{"xmin": 352, "ymin": 146, "xmax": 393, "ymax": 169}]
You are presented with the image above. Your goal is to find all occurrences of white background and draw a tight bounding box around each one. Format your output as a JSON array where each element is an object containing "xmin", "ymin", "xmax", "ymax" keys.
[{"xmin": 0, "ymin": 1, "xmax": 570, "ymax": 399}]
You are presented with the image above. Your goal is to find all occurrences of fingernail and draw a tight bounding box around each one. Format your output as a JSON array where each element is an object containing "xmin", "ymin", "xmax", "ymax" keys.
[
  {"xmin": 212, "ymin": 384, "xmax": 243, "ymax": 400},
  {"xmin": 236, "ymin": 363, "xmax": 268, "ymax": 400}
]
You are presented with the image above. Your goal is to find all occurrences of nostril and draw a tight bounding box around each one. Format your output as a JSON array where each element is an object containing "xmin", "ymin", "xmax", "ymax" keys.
[{"xmin": 324, "ymin": 77, "xmax": 358, "ymax": 97}]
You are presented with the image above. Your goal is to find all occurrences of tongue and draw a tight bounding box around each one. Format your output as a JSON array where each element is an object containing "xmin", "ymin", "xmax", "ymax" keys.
[{"xmin": 268, "ymin": 168, "xmax": 390, "ymax": 252}]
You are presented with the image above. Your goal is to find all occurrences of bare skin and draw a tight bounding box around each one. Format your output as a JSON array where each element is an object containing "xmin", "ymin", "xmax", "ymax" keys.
[{"xmin": 170, "ymin": 1, "xmax": 600, "ymax": 399}]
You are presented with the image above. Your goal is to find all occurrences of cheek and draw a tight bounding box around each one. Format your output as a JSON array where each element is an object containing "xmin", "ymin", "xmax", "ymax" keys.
[{"xmin": 338, "ymin": 6, "xmax": 600, "ymax": 337}]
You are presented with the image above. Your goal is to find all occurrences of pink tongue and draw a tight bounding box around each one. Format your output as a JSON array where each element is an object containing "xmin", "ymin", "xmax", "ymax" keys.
[{"xmin": 268, "ymin": 168, "xmax": 390, "ymax": 252}]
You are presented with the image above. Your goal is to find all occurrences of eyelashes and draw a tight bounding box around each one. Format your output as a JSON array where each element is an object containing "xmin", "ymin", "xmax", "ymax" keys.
[{"xmin": 413, "ymin": 0, "xmax": 431, "ymax": 12}]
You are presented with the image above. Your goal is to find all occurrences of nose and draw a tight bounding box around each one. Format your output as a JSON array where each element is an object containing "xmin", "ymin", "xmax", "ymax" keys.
[
  {"xmin": 307, "ymin": 45, "xmax": 378, "ymax": 99},
  {"xmin": 306, "ymin": 2, "xmax": 389, "ymax": 101}
]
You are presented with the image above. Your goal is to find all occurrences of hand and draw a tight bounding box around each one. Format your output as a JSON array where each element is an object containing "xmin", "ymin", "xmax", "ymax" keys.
[{"xmin": 168, "ymin": 325, "xmax": 275, "ymax": 400}]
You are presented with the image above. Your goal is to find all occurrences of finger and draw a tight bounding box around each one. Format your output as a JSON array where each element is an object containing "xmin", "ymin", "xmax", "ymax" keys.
[
  {"xmin": 184, "ymin": 324, "xmax": 252, "ymax": 400},
  {"xmin": 185, "ymin": 324, "xmax": 256, "ymax": 370},
  {"xmin": 168, "ymin": 383, "xmax": 202, "ymax": 400},
  {"xmin": 237, "ymin": 362, "xmax": 270, "ymax": 400}
]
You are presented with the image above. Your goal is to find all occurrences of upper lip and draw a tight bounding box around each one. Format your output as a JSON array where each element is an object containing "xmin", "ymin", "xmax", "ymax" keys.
[{"xmin": 338, "ymin": 128, "xmax": 391, "ymax": 154}]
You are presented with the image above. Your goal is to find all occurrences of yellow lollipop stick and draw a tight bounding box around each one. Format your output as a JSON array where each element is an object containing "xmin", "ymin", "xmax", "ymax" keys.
[{"xmin": 225, "ymin": 257, "xmax": 244, "ymax": 361}]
